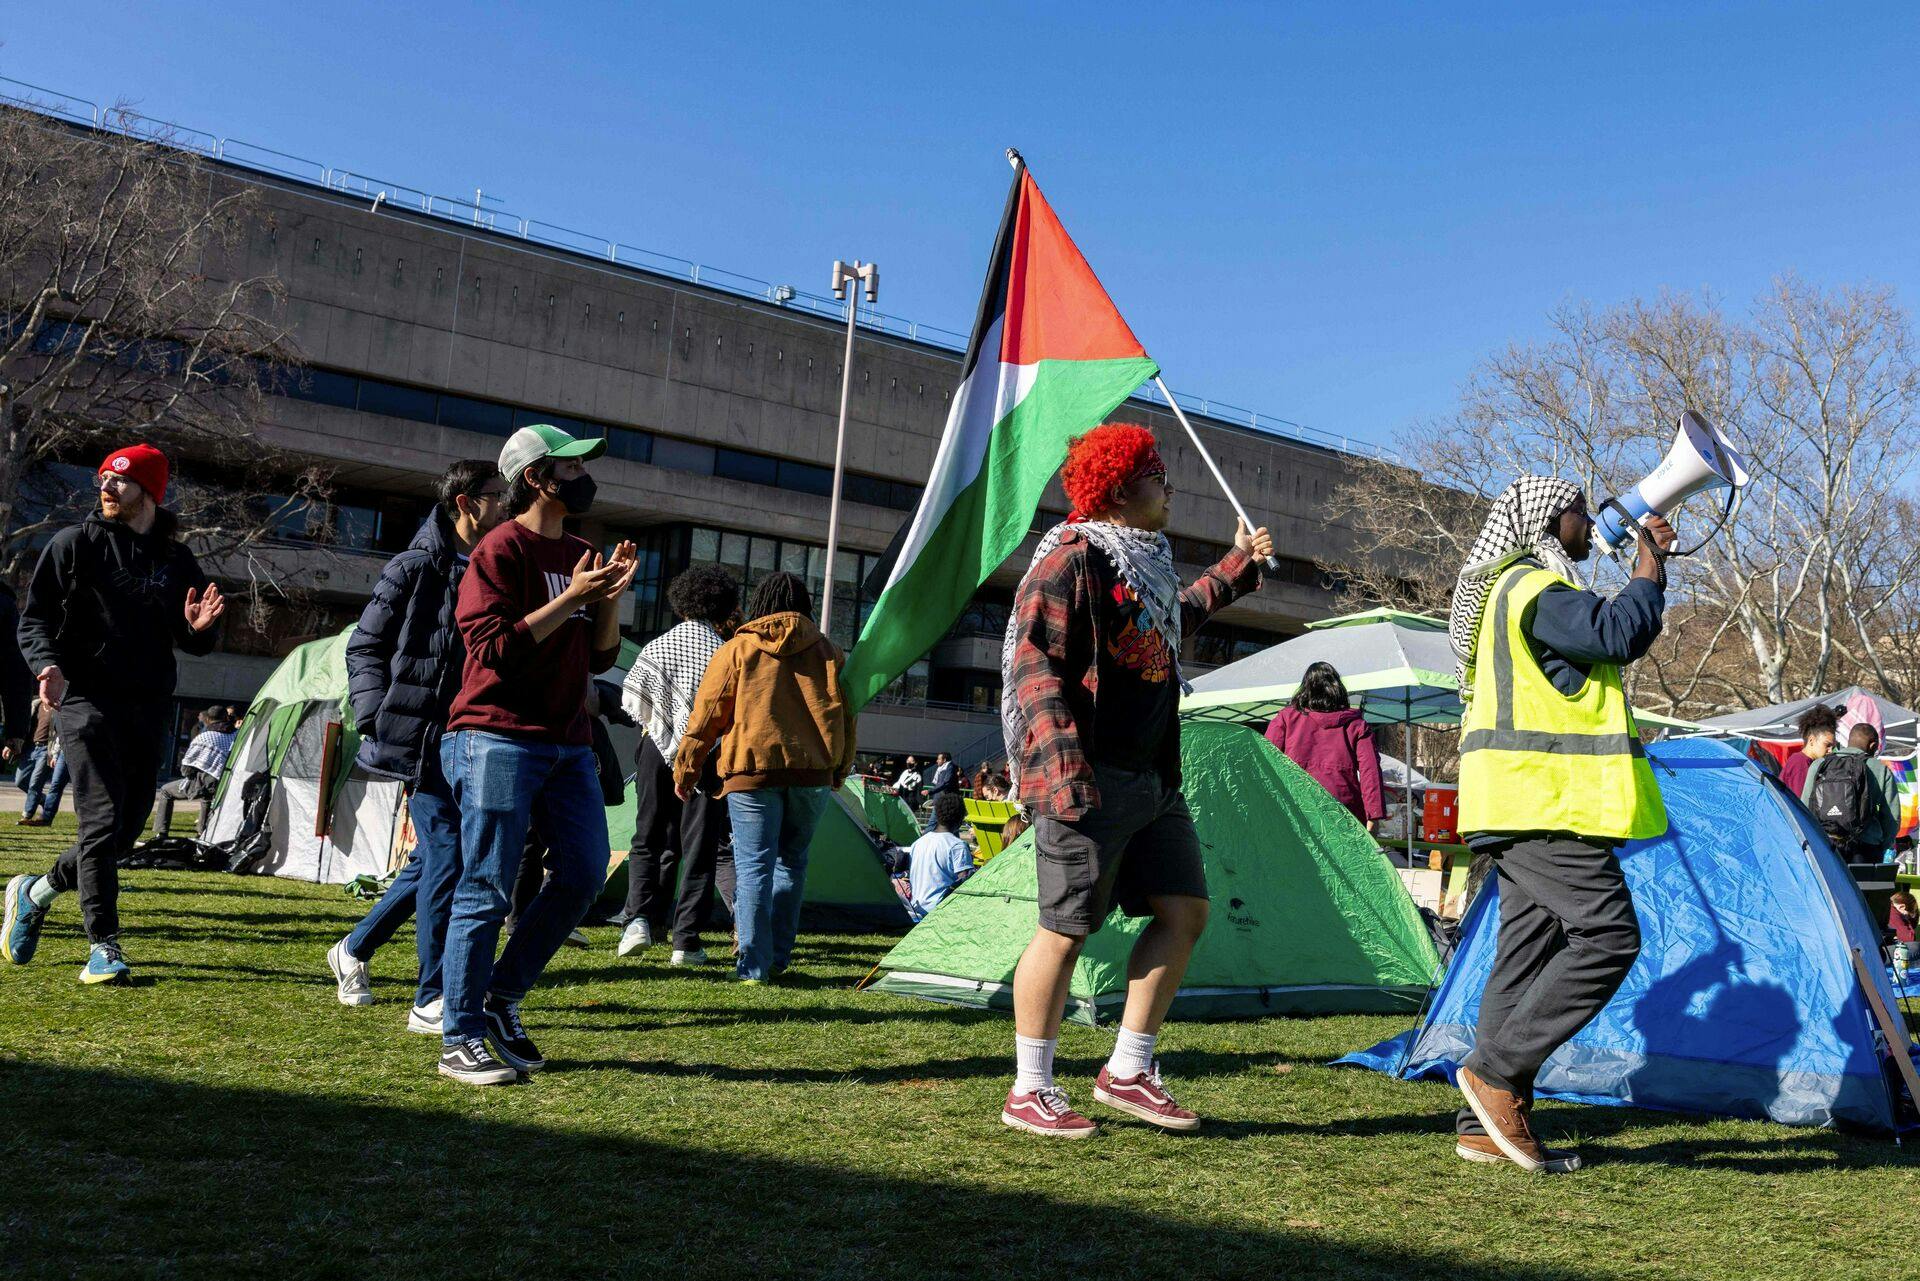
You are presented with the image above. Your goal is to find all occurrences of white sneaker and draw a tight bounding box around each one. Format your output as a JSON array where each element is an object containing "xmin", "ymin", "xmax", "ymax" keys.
[
  {"xmin": 564, "ymin": 928, "xmax": 590, "ymax": 949},
  {"xmin": 668, "ymin": 948, "xmax": 709, "ymax": 967},
  {"xmin": 617, "ymin": 919, "xmax": 654, "ymax": 956},
  {"xmin": 407, "ymin": 996, "xmax": 443, "ymax": 1035},
  {"xmin": 327, "ymin": 938, "xmax": 373, "ymax": 1007}
]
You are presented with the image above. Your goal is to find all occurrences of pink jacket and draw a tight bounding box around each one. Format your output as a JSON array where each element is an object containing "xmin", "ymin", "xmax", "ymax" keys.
[{"xmin": 1264, "ymin": 705, "xmax": 1387, "ymax": 823}]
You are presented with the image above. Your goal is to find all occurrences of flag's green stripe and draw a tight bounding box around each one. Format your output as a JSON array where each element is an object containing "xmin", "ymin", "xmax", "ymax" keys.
[{"xmin": 844, "ymin": 355, "xmax": 1157, "ymax": 711}]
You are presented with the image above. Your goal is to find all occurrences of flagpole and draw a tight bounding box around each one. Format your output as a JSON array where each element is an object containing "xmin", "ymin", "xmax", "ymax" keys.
[
  {"xmin": 1151, "ymin": 374, "xmax": 1282, "ymax": 573},
  {"xmin": 823, "ymin": 260, "xmax": 879, "ymax": 638}
]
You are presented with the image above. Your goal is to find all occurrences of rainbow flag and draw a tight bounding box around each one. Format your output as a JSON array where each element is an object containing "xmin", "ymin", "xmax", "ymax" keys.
[{"xmin": 1885, "ymin": 755, "xmax": 1918, "ymax": 840}]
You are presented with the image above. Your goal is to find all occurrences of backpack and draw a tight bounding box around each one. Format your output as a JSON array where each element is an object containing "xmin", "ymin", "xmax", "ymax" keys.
[{"xmin": 1810, "ymin": 752, "xmax": 1876, "ymax": 852}]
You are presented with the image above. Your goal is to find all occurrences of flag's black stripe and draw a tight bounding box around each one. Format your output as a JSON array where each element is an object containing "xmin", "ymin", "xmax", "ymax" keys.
[{"xmin": 953, "ymin": 159, "xmax": 1024, "ymax": 380}]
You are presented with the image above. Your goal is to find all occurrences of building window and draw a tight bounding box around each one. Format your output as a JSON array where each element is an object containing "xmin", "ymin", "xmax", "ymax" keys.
[
  {"xmin": 438, "ymin": 395, "xmax": 515, "ymax": 437},
  {"xmin": 606, "ymin": 426, "xmax": 653, "ymax": 463},
  {"xmin": 356, "ymin": 380, "xmax": 439, "ymax": 423},
  {"xmin": 715, "ymin": 448, "xmax": 779, "ymax": 487},
  {"xmin": 652, "ymin": 436, "xmax": 716, "ymax": 476}
]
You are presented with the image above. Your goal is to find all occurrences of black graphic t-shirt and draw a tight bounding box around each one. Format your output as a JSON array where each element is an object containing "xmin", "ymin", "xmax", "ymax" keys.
[{"xmin": 1090, "ymin": 548, "xmax": 1176, "ymax": 774}]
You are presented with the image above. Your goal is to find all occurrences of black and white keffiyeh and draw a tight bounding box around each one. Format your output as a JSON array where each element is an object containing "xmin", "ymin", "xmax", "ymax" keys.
[
  {"xmin": 999, "ymin": 518, "xmax": 1188, "ymax": 766},
  {"xmin": 621, "ymin": 619, "xmax": 726, "ymax": 763},
  {"xmin": 1448, "ymin": 475, "xmax": 1582, "ymax": 695}
]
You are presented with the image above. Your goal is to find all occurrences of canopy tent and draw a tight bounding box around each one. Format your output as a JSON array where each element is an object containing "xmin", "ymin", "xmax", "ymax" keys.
[
  {"xmin": 1342, "ymin": 738, "xmax": 1915, "ymax": 1131},
  {"xmin": 202, "ymin": 628, "xmax": 408, "ymax": 885},
  {"xmin": 868, "ymin": 722, "xmax": 1441, "ymax": 1024},
  {"xmin": 1693, "ymin": 685, "xmax": 1920, "ymax": 754},
  {"xmin": 1182, "ymin": 608, "xmax": 1461, "ymax": 728}
]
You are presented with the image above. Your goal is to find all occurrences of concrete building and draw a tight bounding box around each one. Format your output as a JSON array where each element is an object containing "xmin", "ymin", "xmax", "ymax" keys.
[{"xmin": 8, "ymin": 95, "xmax": 1390, "ymax": 766}]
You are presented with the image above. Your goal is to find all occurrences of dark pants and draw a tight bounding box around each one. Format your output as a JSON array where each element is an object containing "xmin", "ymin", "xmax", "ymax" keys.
[
  {"xmin": 345, "ymin": 765, "xmax": 462, "ymax": 1007},
  {"xmin": 1459, "ymin": 834, "xmax": 1641, "ymax": 1133},
  {"xmin": 151, "ymin": 768, "xmax": 217, "ymax": 837},
  {"xmin": 43, "ymin": 694, "xmax": 168, "ymax": 943},
  {"xmin": 622, "ymin": 737, "xmax": 731, "ymax": 950}
]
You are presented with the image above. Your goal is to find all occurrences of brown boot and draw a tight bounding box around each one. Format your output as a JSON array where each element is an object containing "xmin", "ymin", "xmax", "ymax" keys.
[
  {"xmin": 1454, "ymin": 1133, "xmax": 1582, "ymax": 1173},
  {"xmin": 1457, "ymin": 1066, "xmax": 1549, "ymax": 1173}
]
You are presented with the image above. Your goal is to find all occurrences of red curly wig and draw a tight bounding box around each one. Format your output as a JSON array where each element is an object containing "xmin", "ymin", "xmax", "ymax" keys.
[{"xmin": 1061, "ymin": 422, "xmax": 1164, "ymax": 518}]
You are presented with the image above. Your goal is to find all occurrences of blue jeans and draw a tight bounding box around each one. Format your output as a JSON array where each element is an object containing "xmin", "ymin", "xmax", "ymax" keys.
[
  {"xmin": 13, "ymin": 744, "xmax": 44, "ymax": 790},
  {"xmin": 439, "ymin": 730, "xmax": 607, "ymax": 1045},
  {"xmin": 344, "ymin": 763, "xmax": 462, "ymax": 1008},
  {"xmin": 23, "ymin": 752, "xmax": 69, "ymax": 821},
  {"xmin": 727, "ymin": 786, "xmax": 829, "ymax": 981}
]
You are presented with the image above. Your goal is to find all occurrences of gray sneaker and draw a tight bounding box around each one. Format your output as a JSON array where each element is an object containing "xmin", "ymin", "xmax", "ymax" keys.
[
  {"xmin": 327, "ymin": 938, "xmax": 373, "ymax": 1007},
  {"xmin": 668, "ymin": 948, "xmax": 709, "ymax": 967},
  {"xmin": 617, "ymin": 918, "xmax": 654, "ymax": 957},
  {"xmin": 438, "ymin": 1038, "xmax": 518, "ymax": 1086}
]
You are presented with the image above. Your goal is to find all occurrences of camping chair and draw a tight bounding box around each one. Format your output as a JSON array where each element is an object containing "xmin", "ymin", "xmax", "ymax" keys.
[{"xmin": 964, "ymin": 799, "xmax": 1020, "ymax": 863}]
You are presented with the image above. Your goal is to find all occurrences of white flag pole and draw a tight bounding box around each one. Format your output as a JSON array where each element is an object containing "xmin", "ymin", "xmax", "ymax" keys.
[{"xmin": 1151, "ymin": 374, "xmax": 1281, "ymax": 573}]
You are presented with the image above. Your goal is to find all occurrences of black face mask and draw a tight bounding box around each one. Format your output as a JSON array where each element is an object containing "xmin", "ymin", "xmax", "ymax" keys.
[{"xmin": 550, "ymin": 473, "xmax": 596, "ymax": 515}]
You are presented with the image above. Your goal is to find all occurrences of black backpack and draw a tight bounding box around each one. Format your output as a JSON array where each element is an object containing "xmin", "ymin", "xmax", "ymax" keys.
[{"xmin": 1810, "ymin": 752, "xmax": 1875, "ymax": 851}]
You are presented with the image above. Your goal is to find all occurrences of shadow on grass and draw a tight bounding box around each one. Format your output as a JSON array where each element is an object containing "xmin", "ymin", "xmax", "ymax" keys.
[{"xmin": 0, "ymin": 1059, "xmax": 1601, "ymax": 1281}]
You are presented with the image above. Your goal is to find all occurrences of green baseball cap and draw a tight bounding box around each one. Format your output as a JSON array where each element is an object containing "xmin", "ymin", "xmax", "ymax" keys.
[{"xmin": 498, "ymin": 423, "xmax": 606, "ymax": 484}]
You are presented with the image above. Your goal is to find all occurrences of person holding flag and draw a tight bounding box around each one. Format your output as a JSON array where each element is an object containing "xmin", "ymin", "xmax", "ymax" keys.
[{"xmin": 999, "ymin": 424, "xmax": 1271, "ymax": 1137}]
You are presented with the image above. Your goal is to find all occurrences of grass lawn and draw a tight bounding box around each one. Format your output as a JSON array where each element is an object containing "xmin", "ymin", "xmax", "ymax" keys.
[{"xmin": 0, "ymin": 816, "xmax": 1911, "ymax": 1280}]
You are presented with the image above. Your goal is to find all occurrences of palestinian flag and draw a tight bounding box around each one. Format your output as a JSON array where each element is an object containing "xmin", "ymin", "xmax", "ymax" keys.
[{"xmin": 842, "ymin": 160, "xmax": 1157, "ymax": 711}]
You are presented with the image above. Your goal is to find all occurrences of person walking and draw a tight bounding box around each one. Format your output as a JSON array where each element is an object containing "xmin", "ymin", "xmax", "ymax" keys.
[
  {"xmin": 893, "ymin": 756, "xmax": 924, "ymax": 815},
  {"xmin": 998, "ymin": 423, "xmax": 1271, "ymax": 1138},
  {"xmin": 1262, "ymin": 661, "xmax": 1387, "ymax": 831},
  {"xmin": 1778, "ymin": 704, "xmax": 1841, "ymax": 799},
  {"xmin": 1447, "ymin": 477, "xmax": 1673, "ymax": 1173},
  {"xmin": 0, "ymin": 582, "xmax": 32, "ymax": 769},
  {"xmin": 151, "ymin": 708, "xmax": 237, "ymax": 836},
  {"xmin": 1801, "ymin": 722, "xmax": 1900, "ymax": 864},
  {"xmin": 4, "ymin": 444, "xmax": 225, "ymax": 984},
  {"xmin": 15, "ymin": 699, "xmax": 62, "ymax": 826},
  {"xmin": 674, "ymin": 571, "xmax": 855, "ymax": 984},
  {"xmin": 618, "ymin": 564, "xmax": 740, "ymax": 965},
  {"xmin": 436, "ymin": 424, "xmax": 635, "ymax": 1085},
  {"xmin": 323, "ymin": 460, "xmax": 507, "ymax": 1032}
]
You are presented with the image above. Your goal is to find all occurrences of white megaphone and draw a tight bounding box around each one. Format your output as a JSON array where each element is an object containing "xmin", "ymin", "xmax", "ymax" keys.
[{"xmin": 1592, "ymin": 410, "xmax": 1749, "ymax": 556}]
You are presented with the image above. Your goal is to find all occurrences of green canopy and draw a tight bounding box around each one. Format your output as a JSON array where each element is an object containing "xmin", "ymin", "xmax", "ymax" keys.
[{"xmin": 870, "ymin": 722, "xmax": 1440, "ymax": 1024}]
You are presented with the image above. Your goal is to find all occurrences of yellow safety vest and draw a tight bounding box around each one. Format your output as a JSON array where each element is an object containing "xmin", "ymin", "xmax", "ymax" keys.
[{"xmin": 1457, "ymin": 562, "xmax": 1667, "ymax": 841}]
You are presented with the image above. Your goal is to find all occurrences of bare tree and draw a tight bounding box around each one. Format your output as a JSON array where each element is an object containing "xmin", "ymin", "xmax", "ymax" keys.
[
  {"xmin": 0, "ymin": 101, "xmax": 324, "ymax": 604},
  {"xmin": 1328, "ymin": 280, "xmax": 1920, "ymax": 717}
]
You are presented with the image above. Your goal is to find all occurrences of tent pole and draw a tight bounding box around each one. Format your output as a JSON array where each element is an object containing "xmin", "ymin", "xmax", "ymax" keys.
[{"xmin": 1405, "ymin": 693, "xmax": 1414, "ymax": 867}]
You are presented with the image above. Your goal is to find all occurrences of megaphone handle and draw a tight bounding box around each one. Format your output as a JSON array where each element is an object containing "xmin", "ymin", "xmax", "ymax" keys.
[{"xmin": 1601, "ymin": 497, "xmax": 1669, "ymax": 561}]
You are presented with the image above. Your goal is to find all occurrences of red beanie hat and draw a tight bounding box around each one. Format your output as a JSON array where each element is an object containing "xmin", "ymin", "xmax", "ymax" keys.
[
  {"xmin": 99, "ymin": 443, "xmax": 170, "ymax": 503},
  {"xmin": 1061, "ymin": 423, "xmax": 1164, "ymax": 518}
]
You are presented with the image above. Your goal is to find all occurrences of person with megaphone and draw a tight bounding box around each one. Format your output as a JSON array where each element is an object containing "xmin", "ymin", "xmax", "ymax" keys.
[{"xmin": 1445, "ymin": 475, "xmax": 1677, "ymax": 1173}]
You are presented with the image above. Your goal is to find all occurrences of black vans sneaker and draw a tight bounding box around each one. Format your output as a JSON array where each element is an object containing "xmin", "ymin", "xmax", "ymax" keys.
[
  {"xmin": 484, "ymin": 997, "xmax": 545, "ymax": 1073},
  {"xmin": 438, "ymin": 1037, "xmax": 518, "ymax": 1086}
]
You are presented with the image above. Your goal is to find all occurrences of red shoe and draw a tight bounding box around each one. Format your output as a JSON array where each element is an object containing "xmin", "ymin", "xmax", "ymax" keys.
[
  {"xmin": 1093, "ymin": 1062, "xmax": 1201, "ymax": 1132},
  {"xmin": 1001, "ymin": 1086, "xmax": 1098, "ymax": 1139}
]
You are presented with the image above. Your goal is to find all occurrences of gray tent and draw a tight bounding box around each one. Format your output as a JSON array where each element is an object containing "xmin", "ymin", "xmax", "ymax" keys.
[
  {"xmin": 1182, "ymin": 609, "xmax": 1461, "ymax": 728},
  {"xmin": 1693, "ymin": 685, "xmax": 1920, "ymax": 753}
]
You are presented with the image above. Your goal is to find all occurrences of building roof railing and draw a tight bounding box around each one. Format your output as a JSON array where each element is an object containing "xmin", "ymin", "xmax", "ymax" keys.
[{"xmin": 0, "ymin": 74, "xmax": 1394, "ymax": 462}]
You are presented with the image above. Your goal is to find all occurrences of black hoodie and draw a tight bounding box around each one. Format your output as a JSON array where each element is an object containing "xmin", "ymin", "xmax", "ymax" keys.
[{"xmin": 17, "ymin": 508, "xmax": 218, "ymax": 705}]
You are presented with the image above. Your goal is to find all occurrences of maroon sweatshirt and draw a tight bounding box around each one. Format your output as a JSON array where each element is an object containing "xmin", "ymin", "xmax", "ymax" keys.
[
  {"xmin": 447, "ymin": 519, "xmax": 620, "ymax": 745},
  {"xmin": 1263, "ymin": 705, "xmax": 1388, "ymax": 823}
]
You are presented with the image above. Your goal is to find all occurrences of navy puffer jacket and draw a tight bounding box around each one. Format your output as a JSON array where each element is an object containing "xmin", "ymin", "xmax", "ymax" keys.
[{"xmin": 346, "ymin": 509, "xmax": 468, "ymax": 782}]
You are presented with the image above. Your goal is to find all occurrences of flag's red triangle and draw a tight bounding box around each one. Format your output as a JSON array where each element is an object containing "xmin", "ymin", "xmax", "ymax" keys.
[{"xmin": 1000, "ymin": 173, "xmax": 1149, "ymax": 366}]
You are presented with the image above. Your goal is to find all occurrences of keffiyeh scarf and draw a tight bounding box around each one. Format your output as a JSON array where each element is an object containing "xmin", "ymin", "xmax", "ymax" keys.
[
  {"xmin": 1000, "ymin": 518, "xmax": 1187, "ymax": 766},
  {"xmin": 621, "ymin": 619, "xmax": 726, "ymax": 763},
  {"xmin": 1448, "ymin": 475, "xmax": 1582, "ymax": 696}
]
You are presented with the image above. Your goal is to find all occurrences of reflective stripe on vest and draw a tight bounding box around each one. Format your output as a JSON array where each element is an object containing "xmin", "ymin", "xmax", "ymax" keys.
[{"xmin": 1457, "ymin": 562, "xmax": 1666, "ymax": 841}]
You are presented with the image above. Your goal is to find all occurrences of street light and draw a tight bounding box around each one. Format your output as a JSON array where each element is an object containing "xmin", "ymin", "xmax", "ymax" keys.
[{"xmin": 820, "ymin": 259, "xmax": 878, "ymax": 639}]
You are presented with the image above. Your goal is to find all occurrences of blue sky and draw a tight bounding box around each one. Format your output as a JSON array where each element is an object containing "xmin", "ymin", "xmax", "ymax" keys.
[{"xmin": 3, "ymin": 3, "xmax": 1914, "ymax": 449}]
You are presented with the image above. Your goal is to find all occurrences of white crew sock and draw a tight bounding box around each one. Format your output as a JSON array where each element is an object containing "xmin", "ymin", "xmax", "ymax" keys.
[
  {"xmin": 26, "ymin": 875, "xmax": 57, "ymax": 909},
  {"xmin": 1013, "ymin": 1035, "xmax": 1056, "ymax": 1095},
  {"xmin": 1107, "ymin": 1025, "xmax": 1158, "ymax": 1079}
]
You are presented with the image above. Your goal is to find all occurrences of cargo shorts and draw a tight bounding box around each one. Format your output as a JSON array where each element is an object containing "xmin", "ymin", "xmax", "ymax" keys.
[{"xmin": 1033, "ymin": 762, "xmax": 1208, "ymax": 935}]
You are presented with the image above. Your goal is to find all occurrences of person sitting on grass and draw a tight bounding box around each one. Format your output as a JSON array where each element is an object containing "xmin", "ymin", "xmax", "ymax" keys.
[
  {"xmin": 906, "ymin": 792, "xmax": 975, "ymax": 922},
  {"xmin": 673, "ymin": 571, "xmax": 856, "ymax": 985}
]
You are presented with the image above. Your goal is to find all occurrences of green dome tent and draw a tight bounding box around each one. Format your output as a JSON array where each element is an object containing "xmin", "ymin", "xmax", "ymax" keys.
[
  {"xmin": 869, "ymin": 722, "xmax": 1440, "ymax": 1024},
  {"xmin": 202, "ymin": 628, "xmax": 408, "ymax": 884}
]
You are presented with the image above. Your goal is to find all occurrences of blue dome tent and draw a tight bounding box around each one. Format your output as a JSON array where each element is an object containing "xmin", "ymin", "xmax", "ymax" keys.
[{"xmin": 1343, "ymin": 738, "xmax": 1915, "ymax": 1131}]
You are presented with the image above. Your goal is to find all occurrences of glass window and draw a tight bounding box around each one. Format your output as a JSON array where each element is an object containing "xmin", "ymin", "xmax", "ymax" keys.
[
  {"xmin": 888, "ymin": 482, "xmax": 922, "ymax": 511},
  {"xmin": 780, "ymin": 542, "xmax": 809, "ymax": 577},
  {"xmin": 715, "ymin": 448, "xmax": 779, "ymax": 487},
  {"xmin": 607, "ymin": 427, "xmax": 653, "ymax": 463},
  {"xmin": 652, "ymin": 437, "xmax": 716, "ymax": 476},
  {"xmin": 356, "ymin": 380, "xmax": 440, "ymax": 423},
  {"xmin": 280, "ymin": 367, "xmax": 360, "ymax": 409},
  {"xmin": 333, "ymin": 503, "xmax": 380, "ymax": 550},
  {"xmin": 437, "ymin": 395, "xmax": 515, "ymax": 437},
  {"xmin": 718, "ymin": 531, "xmax": 750, "ymax": 573},
  {"xmin": 510, "ymin": 408, "xmax": 601, "ymax": 441},
  {"xmin": 689, "ymin": 527, "xmax": 720, "ymax": 566},
  {"xmin": 748, "ymin": 537, "xmax": 777, "ymax": 585},
  {"xmin": 777, "ymin": 459, "xmax": 833, "ymax": 496},
  {"xmin": 840, "ymin": 474, "xmax": 889, "ymax": 507}
]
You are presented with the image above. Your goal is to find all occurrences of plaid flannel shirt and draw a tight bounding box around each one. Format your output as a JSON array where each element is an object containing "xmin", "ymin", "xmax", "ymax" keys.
[{"xmin": 1007, "ymin": 531, "xmax": 1260, "ymax": 820}]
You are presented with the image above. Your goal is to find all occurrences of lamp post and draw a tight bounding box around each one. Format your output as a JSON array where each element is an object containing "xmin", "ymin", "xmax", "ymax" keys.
[{"xmin": 821, "ymin": 259, "xmax": 878, "ymax": 639}]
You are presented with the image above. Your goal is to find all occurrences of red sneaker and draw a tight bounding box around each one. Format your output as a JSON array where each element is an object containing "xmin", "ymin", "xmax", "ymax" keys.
[
  {"xmin": 1093, "ymin": 1062, "xmax": 1202, "ymax": 1132},
  {"xmin": 1001, "ymin": 1086, "xmax": 1098, "ymax": 1139}
]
